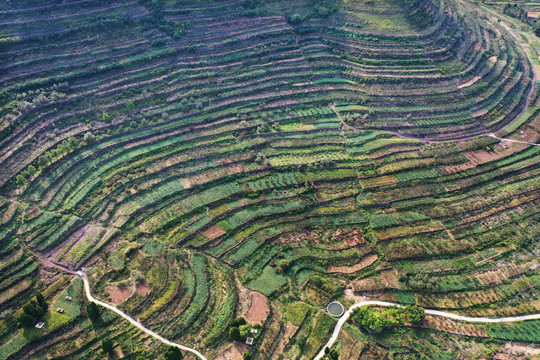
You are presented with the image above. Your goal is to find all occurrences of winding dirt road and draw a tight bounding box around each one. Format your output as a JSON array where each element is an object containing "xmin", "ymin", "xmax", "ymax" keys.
[
  {"xmin": 80, "ymin": 274, "xmax": 208, "ymax": 360},
  {"xmin": 314, "ymin": 300, "xmax": 540, "ymax": 360}
]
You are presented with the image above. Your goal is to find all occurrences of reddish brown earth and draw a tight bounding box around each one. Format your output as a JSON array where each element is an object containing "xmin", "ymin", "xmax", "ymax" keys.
[
  {"xmin": 214, "ymin": 343, "xmax": 250, "ymax": 360},
  {"xmin": 107, "ymin": 285, "xmax": 132, "ymax": 305},
  {"xmin": 136, "ymin": 281, "xmax": 152, "ymax": 296},
  {"xmin": 245, "ymin": 292, "xmax": 270, "ymax": 324},
  {"xmin": 203, "ymin": 224, "xmax": 226, "ymax": 240}
]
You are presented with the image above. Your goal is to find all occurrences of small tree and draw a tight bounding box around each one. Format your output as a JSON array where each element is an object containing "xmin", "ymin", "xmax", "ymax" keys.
[
  {"xmin": 23, "ymin": 301, "xmax": 44, "ymax": 318},
  {"xmin": 17, "ymin": 313, "xmax": 34, "ymax": 327},
  {"xmin": 27, "ymin": 165, "xmax": 37, "ymax": 176},
  {"xmin": 16, "ymin": 174, "xmax": 26, "ymax": 187},
  {"xmin": 229, "ymin": 327, "xmax": 241, "ymax": 341},
  {"xmin": 289, "ymin": 14, "xmax": 303, "ymax": 24},
  {"xmin": 279, "ymin": 259, "xmax": 290, "ymax": 270},
  {"xmin": 243, "ymin": 352, "xmax": 252, "ymax": 360},
  {"xmin": 235, "ymin": 317, "xmax": 247, "ymax": 326},
  {"xmin": 405, "ymin": 305, "xmax": 425, "ymax": 324},
  {"xmin": 102, "ymin": 337, "xmax": 114, "ymax": 354},
  {"xmin": 164, "ymin": 346, "xmax": 183, "ymax": 360},
  {"xmin": 86, "ymin": 303, "xmax": 100, "ymax": 322},
  {"xmin": 36, "ymin": 293, "xmax": 48, "ymax": 312}
]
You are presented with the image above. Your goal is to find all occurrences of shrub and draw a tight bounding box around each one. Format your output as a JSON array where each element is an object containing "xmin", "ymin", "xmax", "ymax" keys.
[
  {"xmin": 405, "ymin": 305, "xmax": 425, "ymax": 324},
  {"xmin": 36, "ymin": 293, "xmax": 48, "ymax": 311},
  {"xmin": 86, "ymin": 303, "xmax": 100, "ymax": 322},
  {"xmin": 289, "ymin": 14, "xmax": 303, "ymax": 24},
  {"xmin": 231, "ymin": 317, "xmax": 246, "ymax": 327},
  {"xmin": 228, "ymin": 327, "xmax": 241, "ymax": 340},
  {"xmin": 279, "ymin": 259, "xmax": 291, "ymax": 270},
  {"xmin": 17, "ymin": 313, "xmax": 34, "ymax": 327},
  {"xmin": 101, "ymin": 338, "xmax": 113, "ymax": 354},
  {"xmin": 164, "ymin": 346, "xmax": 183, "ymax": 360}
]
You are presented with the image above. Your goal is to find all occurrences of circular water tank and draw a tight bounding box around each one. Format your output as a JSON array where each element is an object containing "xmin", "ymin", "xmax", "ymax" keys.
[{"xmin": 327, "ymin": 301, "xmax": 345, "ymax": 317}]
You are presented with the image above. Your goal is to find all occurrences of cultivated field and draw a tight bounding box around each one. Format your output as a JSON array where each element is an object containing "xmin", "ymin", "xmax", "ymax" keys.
[{"xmin": 0, "ymin": 0, "xmax": 539, "ymax": 359}]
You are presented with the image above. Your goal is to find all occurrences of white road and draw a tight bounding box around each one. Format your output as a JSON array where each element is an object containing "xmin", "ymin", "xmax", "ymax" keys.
[
  {"xmin": 314, "ymin": 300, "xmax": 540, "ymax": 360},
  {"xmin": 79, "ymin": 271, "xmax": 540, "ymax": 360},
  {"xmin": 81, "ymin": 275, "xmax": 208, "ymax": 360},
  {"xmin": 489, "ymin": 134, "xmax": 540, "ymax": 147}
]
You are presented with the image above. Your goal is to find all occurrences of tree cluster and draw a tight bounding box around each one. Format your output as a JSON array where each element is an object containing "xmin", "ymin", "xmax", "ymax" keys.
[
  {"xmin": 352, "ymin": 305, "xmax": 425, "ymax": 333},
  {"xmin": 101, "ymin": 337, "xmax": 114, "ymax": 354},
  {"xmin": 323, "ymin": 347, "xmax": 339, "ymax": 360},
  {"xmin": 86, "ymin": 302, "xmax": 101, "ymax": 323},
  {"xmin": 164, "ymin": 346, "xmax": 183, "ymax": 360},
  {"xmin": 228, "ymin": 317, "xmax": 247, "ymax": 341},
  {"xmin": 17, "ymin": 293, "xmax": 48, "ymax": 328}
]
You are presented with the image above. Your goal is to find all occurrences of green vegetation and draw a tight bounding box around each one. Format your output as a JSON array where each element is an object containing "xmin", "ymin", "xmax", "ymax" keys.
[
  {"xmin": 0, "ymin": 0, "xmax": 538, "ymax": 358},
  {"xmin": 164, "ymin": 346, "xmax": 183, "ymax": 360}
]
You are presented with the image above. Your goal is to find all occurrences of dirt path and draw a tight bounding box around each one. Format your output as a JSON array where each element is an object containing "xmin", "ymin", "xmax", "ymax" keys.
[
  {"xmin": 488, "ymin": 134, "xmax": 540, "ymax": 147},
  {"xmin": 79, "ymin": 273, "xmax": 208, "ymax": 360},
  {"xmin": 314, "ymin": 300, "xmax": 540, "ymax": 360}
]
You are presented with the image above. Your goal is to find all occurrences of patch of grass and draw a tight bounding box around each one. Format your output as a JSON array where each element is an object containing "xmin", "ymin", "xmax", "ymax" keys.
[
  {"xmin": 303, "ymin": 311, "xmax": 337, "ymax": 357},
  {"xmin": 0, "ymin": 334, "xmax": 26, "ymax": 359},
  {"xmin": 247, "ymin": 264, "xmax": 287, "ymax": 296},
  {"xmin": 52, "ymin": 277, "xmax": 83, "ymax": 318},
  {"xmin": 283, "ymin": 302, "xmax": 311, "ymax": 326},
  {"xmin": 395, "ymin": 291, "xmax": 416, "ymax": 305}
]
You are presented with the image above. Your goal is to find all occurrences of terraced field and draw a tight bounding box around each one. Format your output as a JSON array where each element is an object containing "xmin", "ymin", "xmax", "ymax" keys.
[{"xmin": 0, "ymin": 0, "xmax": 539, "ymax": 359}]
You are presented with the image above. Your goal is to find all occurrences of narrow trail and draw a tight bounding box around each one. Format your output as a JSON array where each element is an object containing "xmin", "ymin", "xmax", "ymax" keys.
[
  {"xmin": 332, "ymin": 102, "xmax": 540, "ymax": 146},
  {"xmin": 314, "ymin": 300, "xmax": 540, "ymax": 360},
  {"xmin": 79, "ymin": 273, "xmax": 208, "ymax": 360},
  {"xmin": 488, "ymin": 134, "xmax": 540, "ymax": 147}
]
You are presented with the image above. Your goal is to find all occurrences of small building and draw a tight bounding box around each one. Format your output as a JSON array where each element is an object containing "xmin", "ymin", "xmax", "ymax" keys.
[
  {"xmin": 250, "ymin": 328, "xmax": 258, "ymax": 334},
  {"xmin": 65, "ymin": 296, "xmax": 73, "ymax": 301},
  {"xmin": 35, "ymin": 322, "xmax": 45, "ymax": 329},
  {"xmin": 56, "ymin": 308, "xmax": 64, "ymax": 313},
  {"xmin": 246, "ymin": 337, "xmax": 254, "ymax": 346}
]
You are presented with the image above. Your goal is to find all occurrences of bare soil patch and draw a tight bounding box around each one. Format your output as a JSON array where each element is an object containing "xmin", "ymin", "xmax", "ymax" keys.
[
  {"xmin": 236, "ymin": 276, "xmax": 252, "ymax": 318},
  {"xmin": 521, "ymin": 126, "xmax": 540, "ymax": 142},
  {"xmin": 136, "ymin": 281, "xmax": 152, "ymax": 296},
  {"xmin": 441, "ymin": 161, "xmax": 476, "ymax": 174},
  {"xmin": 458, "ymin": 76, "xmax": 481, "ymax": 89},
  {"xmin": 504, "ymin": 343, "xmax": 540, "ymax": 356},
  {"xmin": 273, "ymin": 229, "xmax": 318, "ymax": 244},
  {"xmin": 203, "ymin": 224, "xmax": 226, "ymax": 240},
  {"xmin": 328, "ymin": 253, "xmax": 378, "ymax": 274},
  {"xmin": 464, "ymin": 141, "xmax": 527, "ymax": 166},
  {"xmin": 107, "ymin": 285, "xmax": 132, "ymax": 305},
  {"xmin": 380, "ymin": 269, "xmax": 400, "ymax": 288},
  {"xmin": 245, "ymin": 292, "xmax": 270, "ymax": 324},
  {"xmin": 214, "ymin": 343, "xmax": 249, "ymax": 360}
]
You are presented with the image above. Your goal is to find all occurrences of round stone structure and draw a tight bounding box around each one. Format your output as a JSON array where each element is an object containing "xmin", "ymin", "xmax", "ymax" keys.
[{"xmin": 327, "ymin": 301, "xmax": 345, "ymax": 317}]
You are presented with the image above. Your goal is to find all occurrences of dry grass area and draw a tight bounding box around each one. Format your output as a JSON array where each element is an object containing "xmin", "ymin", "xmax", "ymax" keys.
[
  {"xmin": 421, "ymin": 315, "xmax": 489, "ymax": 337},
  {"xmin": 328, "ymin": 253, "xmax": 378, "ymax": 274}
]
